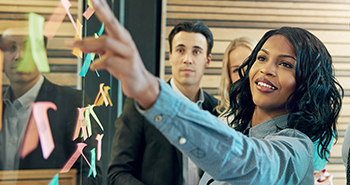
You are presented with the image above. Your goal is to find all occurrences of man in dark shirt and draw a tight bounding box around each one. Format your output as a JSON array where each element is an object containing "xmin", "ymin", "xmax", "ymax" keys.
[{"xmin": 108, "ymin": 21, "xmax": 219, "ymax": 185}]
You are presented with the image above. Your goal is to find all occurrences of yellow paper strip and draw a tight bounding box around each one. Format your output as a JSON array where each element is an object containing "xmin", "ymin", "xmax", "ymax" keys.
[{"xmin": 72, "ymin": 19, "xmax": 83, "ymax": 58}]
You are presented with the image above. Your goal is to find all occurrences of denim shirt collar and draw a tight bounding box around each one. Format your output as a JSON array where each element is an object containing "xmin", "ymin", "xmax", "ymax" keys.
[{"xmin": 249, "ymin": 113, "xmax": 290, "ymax": 139}]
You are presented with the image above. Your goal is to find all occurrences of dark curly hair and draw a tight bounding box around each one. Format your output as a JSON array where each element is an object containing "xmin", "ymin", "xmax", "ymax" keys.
[{"xmin": 227, "ymin": 27, "xmax": 343, "ymax": 160}]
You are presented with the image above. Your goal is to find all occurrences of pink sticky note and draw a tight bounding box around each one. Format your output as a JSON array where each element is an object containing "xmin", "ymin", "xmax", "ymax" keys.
[
  {"xmin": 43, "ymin": 2, "xmax": 66, "ymax": 39},
  {"xmin": 60, "ymin": 143, "xmax": 95, "ymax": 174},
  {"xmin": 19, "ymin": 107, "xmax": 39, "ymax": 158},
  {"xmin": 61, "ymin": 143, "xmax": 86, "ymax": 173},
  {"xmin": 73, "ymin": 108, "xmax": 88, "ymax": 141},
  {"xmin": 61, "ymin": 0, "xmax": 80, "ymax": 38},
  {"xmin": 33, "ymin": 102, "xmax": 57, "ymax": 159},
  {"xmin": 83, "ymin": 7, "xmax": 95, "ymax": 20},
  {"xmin": 72, "ymin": 115, "xmax": 81, "ymax": 141},
  {"xmin": 96, "ymin": 134, "xmax": 103, "ymax": 161}
]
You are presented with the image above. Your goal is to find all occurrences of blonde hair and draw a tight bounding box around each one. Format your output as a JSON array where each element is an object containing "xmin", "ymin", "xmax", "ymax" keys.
[{"xmin": 215, "ymin": 37, "xmax": 257, "ymax": 114}]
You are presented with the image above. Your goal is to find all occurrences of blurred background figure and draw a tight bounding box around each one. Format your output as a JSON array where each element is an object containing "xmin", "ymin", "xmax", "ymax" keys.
[{"xmin": 215, "ymin": 37, "xmax": 257, "ymax": 121}]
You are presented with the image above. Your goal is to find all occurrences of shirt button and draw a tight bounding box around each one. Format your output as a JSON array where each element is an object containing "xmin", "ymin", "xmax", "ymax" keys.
[
  {"xmin": 155, "ymin": 115, "xmax": 162, "ymax": 122},
  {"xmin": 179, "ymin": 137, "xmax": 186, "ymax": 144}
]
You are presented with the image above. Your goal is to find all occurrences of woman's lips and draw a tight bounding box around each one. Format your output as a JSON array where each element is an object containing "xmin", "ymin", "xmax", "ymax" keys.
[{"xmin": 255, "ymin": 78, "xmax": 277, "ymax": 92}]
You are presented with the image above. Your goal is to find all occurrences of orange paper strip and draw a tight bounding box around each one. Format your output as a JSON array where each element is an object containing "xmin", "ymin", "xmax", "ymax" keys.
[
  {"xmin": 103, "ymin": 86, "xmax": 113, "ymax": 106},
  {"xmin": 72, "ymin": 19, "xmax": 82, "ymax": 58}
]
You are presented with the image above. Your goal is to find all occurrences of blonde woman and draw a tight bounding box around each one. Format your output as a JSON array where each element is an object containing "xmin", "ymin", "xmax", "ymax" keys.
[{"xmin": 216, "ymin": 37, "xmax": 257, "ymax": 120}]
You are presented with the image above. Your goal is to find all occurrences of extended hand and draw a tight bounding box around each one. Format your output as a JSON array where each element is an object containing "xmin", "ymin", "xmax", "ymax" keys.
[{"xmin": 67, "ymin": 0, "xmax": 159, "ymax": 109}]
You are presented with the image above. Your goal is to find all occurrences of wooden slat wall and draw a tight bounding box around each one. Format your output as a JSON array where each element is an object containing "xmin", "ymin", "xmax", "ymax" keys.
[
  {"xmin": 163, "ymin": 0, "xmax": 350, "ymax": 184},
  {"xmin": 0, "ymin": 0, "xmax": 81, "ymax": 89}
]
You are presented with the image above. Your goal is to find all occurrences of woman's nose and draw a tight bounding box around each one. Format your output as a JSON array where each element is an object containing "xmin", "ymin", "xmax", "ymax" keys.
[{"xmin": 259, "ymin": 61, "xmax": 276, "ymax": 76}]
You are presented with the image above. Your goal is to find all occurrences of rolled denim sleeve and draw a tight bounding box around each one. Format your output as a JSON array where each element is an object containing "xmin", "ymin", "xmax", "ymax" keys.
[{"xmin": 136, "ymin": 79, "xmax": 314, "ymax": 184}]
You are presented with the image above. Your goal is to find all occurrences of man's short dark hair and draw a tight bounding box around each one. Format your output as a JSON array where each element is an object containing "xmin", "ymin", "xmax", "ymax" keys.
[{"xmin": 168, "ymin": 20, "xmax": 213, "ymax": 57}]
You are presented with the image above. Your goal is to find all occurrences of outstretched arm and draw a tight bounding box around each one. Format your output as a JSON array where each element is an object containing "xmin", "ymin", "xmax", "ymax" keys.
[{"xmin": 66, "ymin": 0, "xmax": 158, "ymax": 109}]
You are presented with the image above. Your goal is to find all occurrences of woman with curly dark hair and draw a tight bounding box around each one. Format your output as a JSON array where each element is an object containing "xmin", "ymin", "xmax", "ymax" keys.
[
  {"xmin": 199, "ymin": 26, "xmax": 342, "ymax": 185},
  {"xmin": 68, "ymin": 0, "xmax": 343, "ymax": 184}
]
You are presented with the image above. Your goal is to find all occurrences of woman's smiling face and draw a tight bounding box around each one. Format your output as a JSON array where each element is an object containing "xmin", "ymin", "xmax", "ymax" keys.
[{"xmin": 249, "ymin": 34, "xmax": 297, "ymax": 115}]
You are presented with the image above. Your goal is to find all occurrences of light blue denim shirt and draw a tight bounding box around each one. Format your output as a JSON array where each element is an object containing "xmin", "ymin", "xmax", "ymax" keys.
[{"xmin": 137, "ymin": 79, "xmax": 314, "ymax": 185}]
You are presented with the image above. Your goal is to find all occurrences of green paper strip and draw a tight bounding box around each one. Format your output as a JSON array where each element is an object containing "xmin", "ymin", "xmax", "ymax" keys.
[
  {"xmin": 88, "ymin": 148, "xmax": 97, "ymax": 178},
  {"xmin": 88, "ymin": 104, "xmax": 104, "ymax": 131},
  {"xmin": 49, "ymin": 173, "xmax": 59, "ymax": 185},
  {"xmin": 29, "ymin": 12, "xmax": 50, "ymax": 73},
  {"xmin": 16, "ymin": 36, "xmax": 36, "ymax": 72},
  {"xmin": 85, "ymin": 107, "xmax": 92, "ymax": 137},
  {"xmin": 87, "ymin": 0, "xmax": 93, "ymax": 9}
]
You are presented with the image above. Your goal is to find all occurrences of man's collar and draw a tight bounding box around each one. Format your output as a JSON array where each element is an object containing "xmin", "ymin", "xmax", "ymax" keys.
[
  {"xmin": 169, "ymin": 78, "xmax": 204, "ymax": 105},
  {"xmin": 4, "ymin": 75, "xmax": 44, "ymax": 109}
]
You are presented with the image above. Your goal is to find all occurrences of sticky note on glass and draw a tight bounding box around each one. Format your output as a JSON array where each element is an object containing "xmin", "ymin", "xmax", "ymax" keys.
[
  {"xmin": 61, "ymin": 0, "xmax": 80, "ymax": 38},
  {"xmin": 44, "ymin": 2, "xmax": 66, "ymax": 39},
  {"xmin": 73, "ymin": 107, "xmax": 88, "ymax": 141},
  {"xmin": 20, "ymin": 108, "xmax": 39, "ymax": 158},
  {"xmin": 72, "ymin": 19, "xmax": 83, "ymax": 58},
  {"xmin": 94, "ymin": 83, "xmax": 113, "ymax": 107},
  {"xmin": 49, "ymin": 174, "xmax": 59, "ymax": 185},
  {"xmin": 96, "ymin": 134, "xmax": 103, "ymax": 161},
  {"xmin": 33, "ymin": 102, "xmax": 56, "ymax": 159},
  {"xmin": 87, "ymin": 104, "xmax": 104, "ymax": 131},
  {"xmin": 17, "ymin": 13, "xmax": 50, "ymax": 73},
  {"xmin": 88, "ymin": 148, "xmax": 97, "ymax": 178},
  {"xmin": 83, "ymin": 7, "xmax": 95, "ymax": 20},
  {"xmin": 87, "ymin": 0, "xmax": 93, "ymax": 9},
  {"xmin": 61, "ymin": 143, "xmax": 95, "ymax": 174},
  {"xmin": 29, "ymin": 12, "xmax": 50, "ymax": 73},
  {"xmin": 16, "ymin": 36, "xmax": 36, "ymax": 72},
  {"xmin": 20, "ymin": 102, "xmax": 56, "ymax": 159},
  {"xmin": 98, "ymin": 23, "xmax": 104, "ymax": 36},
  {"xmin": 79, "ymin": 53, "xmax": 93, "ymax": 77}
]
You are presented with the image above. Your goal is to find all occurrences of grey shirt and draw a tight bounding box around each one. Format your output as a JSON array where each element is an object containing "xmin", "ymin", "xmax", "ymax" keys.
[
  {"xmin": 1, "ymin": 76, "xmax": 44, "ymax": 170},
  {"xmin": 171, "ymin": 78, "xmax": 204, "ymax": 185}
]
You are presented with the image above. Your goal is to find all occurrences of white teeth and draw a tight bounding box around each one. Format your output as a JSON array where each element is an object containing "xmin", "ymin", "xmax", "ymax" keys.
[{"xmin": 257, "ymin": 82, "xmax": 276, "ymax": 90}]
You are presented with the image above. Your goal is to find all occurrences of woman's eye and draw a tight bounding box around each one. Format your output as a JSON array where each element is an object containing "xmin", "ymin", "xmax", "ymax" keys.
[
  {"xmin": 257, "ymin": 56, "xmax": 266, "ymax": 61},
  {"xmin": 232, "ymin": 68, "xmax": 239, "ymax": 74},
  {"xmin": 177, "ymin": 49, "xmax": 183, "ymax": 53},
  {"xmin": 281, "ymin": 62, "xmax": 293, "ymax": 68},
  {"xmin": 193, "ymin": 50, "xmax": 200, "ymax": 55}
]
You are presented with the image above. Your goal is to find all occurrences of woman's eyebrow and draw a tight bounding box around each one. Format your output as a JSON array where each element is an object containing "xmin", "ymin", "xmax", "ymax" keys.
[{"xmin": 260, "ymin": 49, "xmax": 296, "ymax": 60}]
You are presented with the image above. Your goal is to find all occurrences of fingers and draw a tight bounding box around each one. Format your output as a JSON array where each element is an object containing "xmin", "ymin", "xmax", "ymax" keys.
[
  {"xmin": 90, "ymin": 0, "xmax": 126, "ymax": 40},
  {"xmin": 66, "ymin": 35, "xmax": 132, "ymax": 57}
]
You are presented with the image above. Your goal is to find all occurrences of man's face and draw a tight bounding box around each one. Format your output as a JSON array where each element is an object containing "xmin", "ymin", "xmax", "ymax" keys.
[
  {"xmin": 169, "ymin": 31, "xmax": 211, "ymax": 88},
  {"xmin": 2, "ymin": 36, "xmax": 40, "ymax": 85}
]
